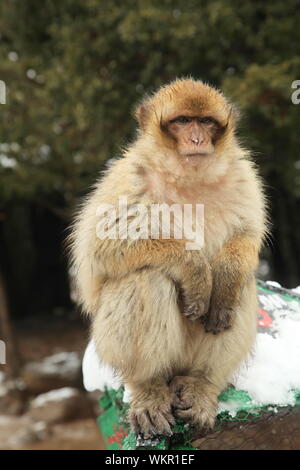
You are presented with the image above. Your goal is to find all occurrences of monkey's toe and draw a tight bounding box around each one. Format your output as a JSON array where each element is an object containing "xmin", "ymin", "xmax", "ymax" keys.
[
  {"xmin": 174, "ymin": 406, "xmax": 215, "ymax": 430},
  {"xmin": 170, "ymin": 376, "xmax": 217, "ymax": 430},
  {"xmin": 129, "ymin": 407, "xmax": 175, "ymax": 438},
  {"xmin": 170, "ymin": 376, "xmax": 194, "ymax": 410}
]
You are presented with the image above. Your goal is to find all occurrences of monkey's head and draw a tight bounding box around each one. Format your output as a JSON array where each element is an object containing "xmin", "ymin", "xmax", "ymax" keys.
[{"xmin": 135, "ymin": 78, "xmax": 239, "ymax": 164}]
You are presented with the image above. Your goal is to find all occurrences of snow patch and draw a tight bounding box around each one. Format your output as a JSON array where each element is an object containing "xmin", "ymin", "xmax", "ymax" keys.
[
  {"xmin": 82, "ymin": 340, "xmax": 121, "ymax": 392},
  {"xmin": 31, "ymin": 387, "xmax": 78, "ymax": 408},
  {"xmin": 27, "ymin": 352, "xmax": 81, "ymax": 379},
  {"xmin": 265, "ymin": 281, "xmax": 282, "ymax": 288},
  {"xmin": 233, "ymin": 305, "xmax": 300, "ymax": 407},
  {"xmin": 217, "ymin": 400, "xmax": 244, "ymax": 418}
]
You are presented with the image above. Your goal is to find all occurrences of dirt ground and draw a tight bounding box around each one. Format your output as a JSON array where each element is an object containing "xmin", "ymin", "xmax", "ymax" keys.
[
  {"xmin": 0, "ymin": 312, "xmax": 106, "ymax": 450},
  {"xmin": 0, "ymin": 415, "xmax": 105, "ymax": 450},
  {"xmin": 16, "ymin": 311, "xmax": 89, "ymax": 362}
]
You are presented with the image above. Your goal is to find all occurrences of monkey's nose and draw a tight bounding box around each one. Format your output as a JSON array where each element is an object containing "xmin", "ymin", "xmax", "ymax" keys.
[{"xmin": 191, "ymin": 137, "xmax": 199, "ymax": 144}]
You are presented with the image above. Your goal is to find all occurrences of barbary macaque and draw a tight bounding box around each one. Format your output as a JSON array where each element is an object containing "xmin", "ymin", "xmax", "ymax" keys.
[{"xmin": 69, "ymin": 78, "xmax": 267, "ymax": 437}]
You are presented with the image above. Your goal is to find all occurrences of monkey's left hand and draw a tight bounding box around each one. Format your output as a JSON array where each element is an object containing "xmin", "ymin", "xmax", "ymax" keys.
[
  {"xmin": 201, "ymin": 304, "xmax": 235, "ymax": 334},
  {"xmin": 201, "ymin": 268, "xmax": 239, "ymax": 334},
  {"xmin": 201, "ymin": 234, "xmax": 258, "ymax": 334}
]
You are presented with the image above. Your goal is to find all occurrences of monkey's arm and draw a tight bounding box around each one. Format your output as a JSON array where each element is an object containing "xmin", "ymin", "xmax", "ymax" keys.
[
  {"xmin": 203, "ymin": 233, "xmax": 260, "ymax": 334},
  {"xmin": 98, "ymin": 238, "xmax": 212, "ymax": 319}
]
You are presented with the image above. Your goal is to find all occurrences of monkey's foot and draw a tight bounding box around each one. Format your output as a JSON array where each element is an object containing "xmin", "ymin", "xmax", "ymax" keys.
[
  {"xmin": 202, "ymin": 307, "xmax": 234, "ymax": 334},
  {"xmin": 128, "ymin": 388, "xmax": 175, "ymax": 438},
  {"xmin": 170, "ymin": 376, "xmax": 217, "ymax": 430}
]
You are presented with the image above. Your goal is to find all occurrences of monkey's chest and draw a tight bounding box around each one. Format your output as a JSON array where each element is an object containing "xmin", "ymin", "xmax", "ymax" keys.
[
  {"xmin": 178, "ymin": 193, "xmax": 246, "ymax": 258},
  {"xmin": 202, "ymin": 200, "xmax": 243, "ymax": 256},
  {"xmin": 147, "ymin": 179, "xmax": 247, "ymax": 257}
]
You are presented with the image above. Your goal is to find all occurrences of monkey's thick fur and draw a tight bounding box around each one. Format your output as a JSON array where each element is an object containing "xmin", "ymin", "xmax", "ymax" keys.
[{"xmin": 70, "ymin": 79, "xmax": 267, "ymax": 437}]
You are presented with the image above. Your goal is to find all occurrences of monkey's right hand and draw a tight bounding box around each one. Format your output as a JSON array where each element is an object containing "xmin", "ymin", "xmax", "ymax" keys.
[
  {"xmin": 172, "ymin": 254, "xmax": 212, "ymax": 321},
  {"xmin": 182, "ymin": 292, "xmax": 211, "ymax": 321}
]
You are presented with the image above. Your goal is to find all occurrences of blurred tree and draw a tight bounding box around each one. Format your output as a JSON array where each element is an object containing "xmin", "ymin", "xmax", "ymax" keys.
[{"xmin": 0, "ymin": 0, "xmax": 299, "ymax": 316}]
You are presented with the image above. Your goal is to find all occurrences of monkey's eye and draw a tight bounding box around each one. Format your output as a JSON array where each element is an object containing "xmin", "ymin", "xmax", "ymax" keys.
[
  {"xmin": 198, "ymin": 117, "xmax": 214, "ymax": 125},
  {"xmin": 172, "ymin": 116, "xmax": 192, "ymax": 124}
]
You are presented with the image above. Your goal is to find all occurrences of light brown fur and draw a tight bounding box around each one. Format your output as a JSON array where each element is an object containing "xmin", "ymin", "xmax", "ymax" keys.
[{"xmin": 69, "ymin": 78, "xmax": 267, "ymax": 437}]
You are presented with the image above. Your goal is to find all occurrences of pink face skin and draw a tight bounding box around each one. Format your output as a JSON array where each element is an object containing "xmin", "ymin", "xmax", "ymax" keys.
[{"xmin": 166, "ymin": 115, "xmax": 223, "ymax": 160}]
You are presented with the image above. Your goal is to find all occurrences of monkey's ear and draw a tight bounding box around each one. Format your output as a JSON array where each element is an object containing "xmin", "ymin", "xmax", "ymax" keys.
[
  {"xmin": 134, "ymin": 103, "xmax": 149, "ymax": 131},
  {"xmin": 227, "ymin": 104, "xmax": 240, "ymax": 129}
]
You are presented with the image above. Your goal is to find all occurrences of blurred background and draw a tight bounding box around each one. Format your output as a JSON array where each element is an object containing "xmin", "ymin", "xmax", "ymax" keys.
[{"xmin": 0, "ymin": 0, "xmax": 299, "ymax": 449}]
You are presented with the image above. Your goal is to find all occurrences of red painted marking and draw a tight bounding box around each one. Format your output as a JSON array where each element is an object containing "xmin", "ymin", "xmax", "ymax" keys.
[
  {"xmin": 257, "ymin": 308, "xmax": 273, "ymax": 328},
  {"xmin": 107, "ymin": 427, "xmax": 128, "ymax": 448}
]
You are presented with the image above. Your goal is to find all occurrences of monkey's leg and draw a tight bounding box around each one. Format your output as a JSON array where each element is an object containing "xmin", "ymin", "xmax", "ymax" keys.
[
  {"xmin": 170, "ymin": 279, "xmax": 257, "ymax": 430},
  {"xmin": 92, "ymin": 268, "xmax": 187, "ymax": 436}
]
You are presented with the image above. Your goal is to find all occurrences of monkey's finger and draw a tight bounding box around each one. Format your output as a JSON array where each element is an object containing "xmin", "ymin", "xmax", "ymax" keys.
[
  {"xmin": 199, "ymin": 314, "xmax": 208, "ymax": 324},
  {"xmin": 184, "ymin": 313, "xmax": 201, "ymax": 321},
  {"xmin": 205, "ymin": 326, "xmax": 222, "ymax": 334},
  {"xmin": 205, "ymin": 323, "xmax": 228, "ymax": 334}
]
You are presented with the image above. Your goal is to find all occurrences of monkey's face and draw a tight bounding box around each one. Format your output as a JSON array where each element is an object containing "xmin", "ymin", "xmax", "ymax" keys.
[
  {"xmin": 165, "ymin": 114, "xmax": 223, "ymax": 158},
  {"xmin": 135, "ymin": 79, "xmax": 238, "ymax": 163}
]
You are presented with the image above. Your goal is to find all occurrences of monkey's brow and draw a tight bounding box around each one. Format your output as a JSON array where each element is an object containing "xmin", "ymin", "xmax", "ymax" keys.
[
  {"xmin": 169, "ymin": 115, "xmax": 194, "ymax": 123},
  {"xmin": 169, "ymin": 115, "xmax": 218, "ymax": 124}
]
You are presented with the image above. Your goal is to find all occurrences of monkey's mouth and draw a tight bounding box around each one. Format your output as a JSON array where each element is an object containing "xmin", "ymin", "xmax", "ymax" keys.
[{"xmin": 184, "ymin": 152, "xmax": 210, "ymax": 157}]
